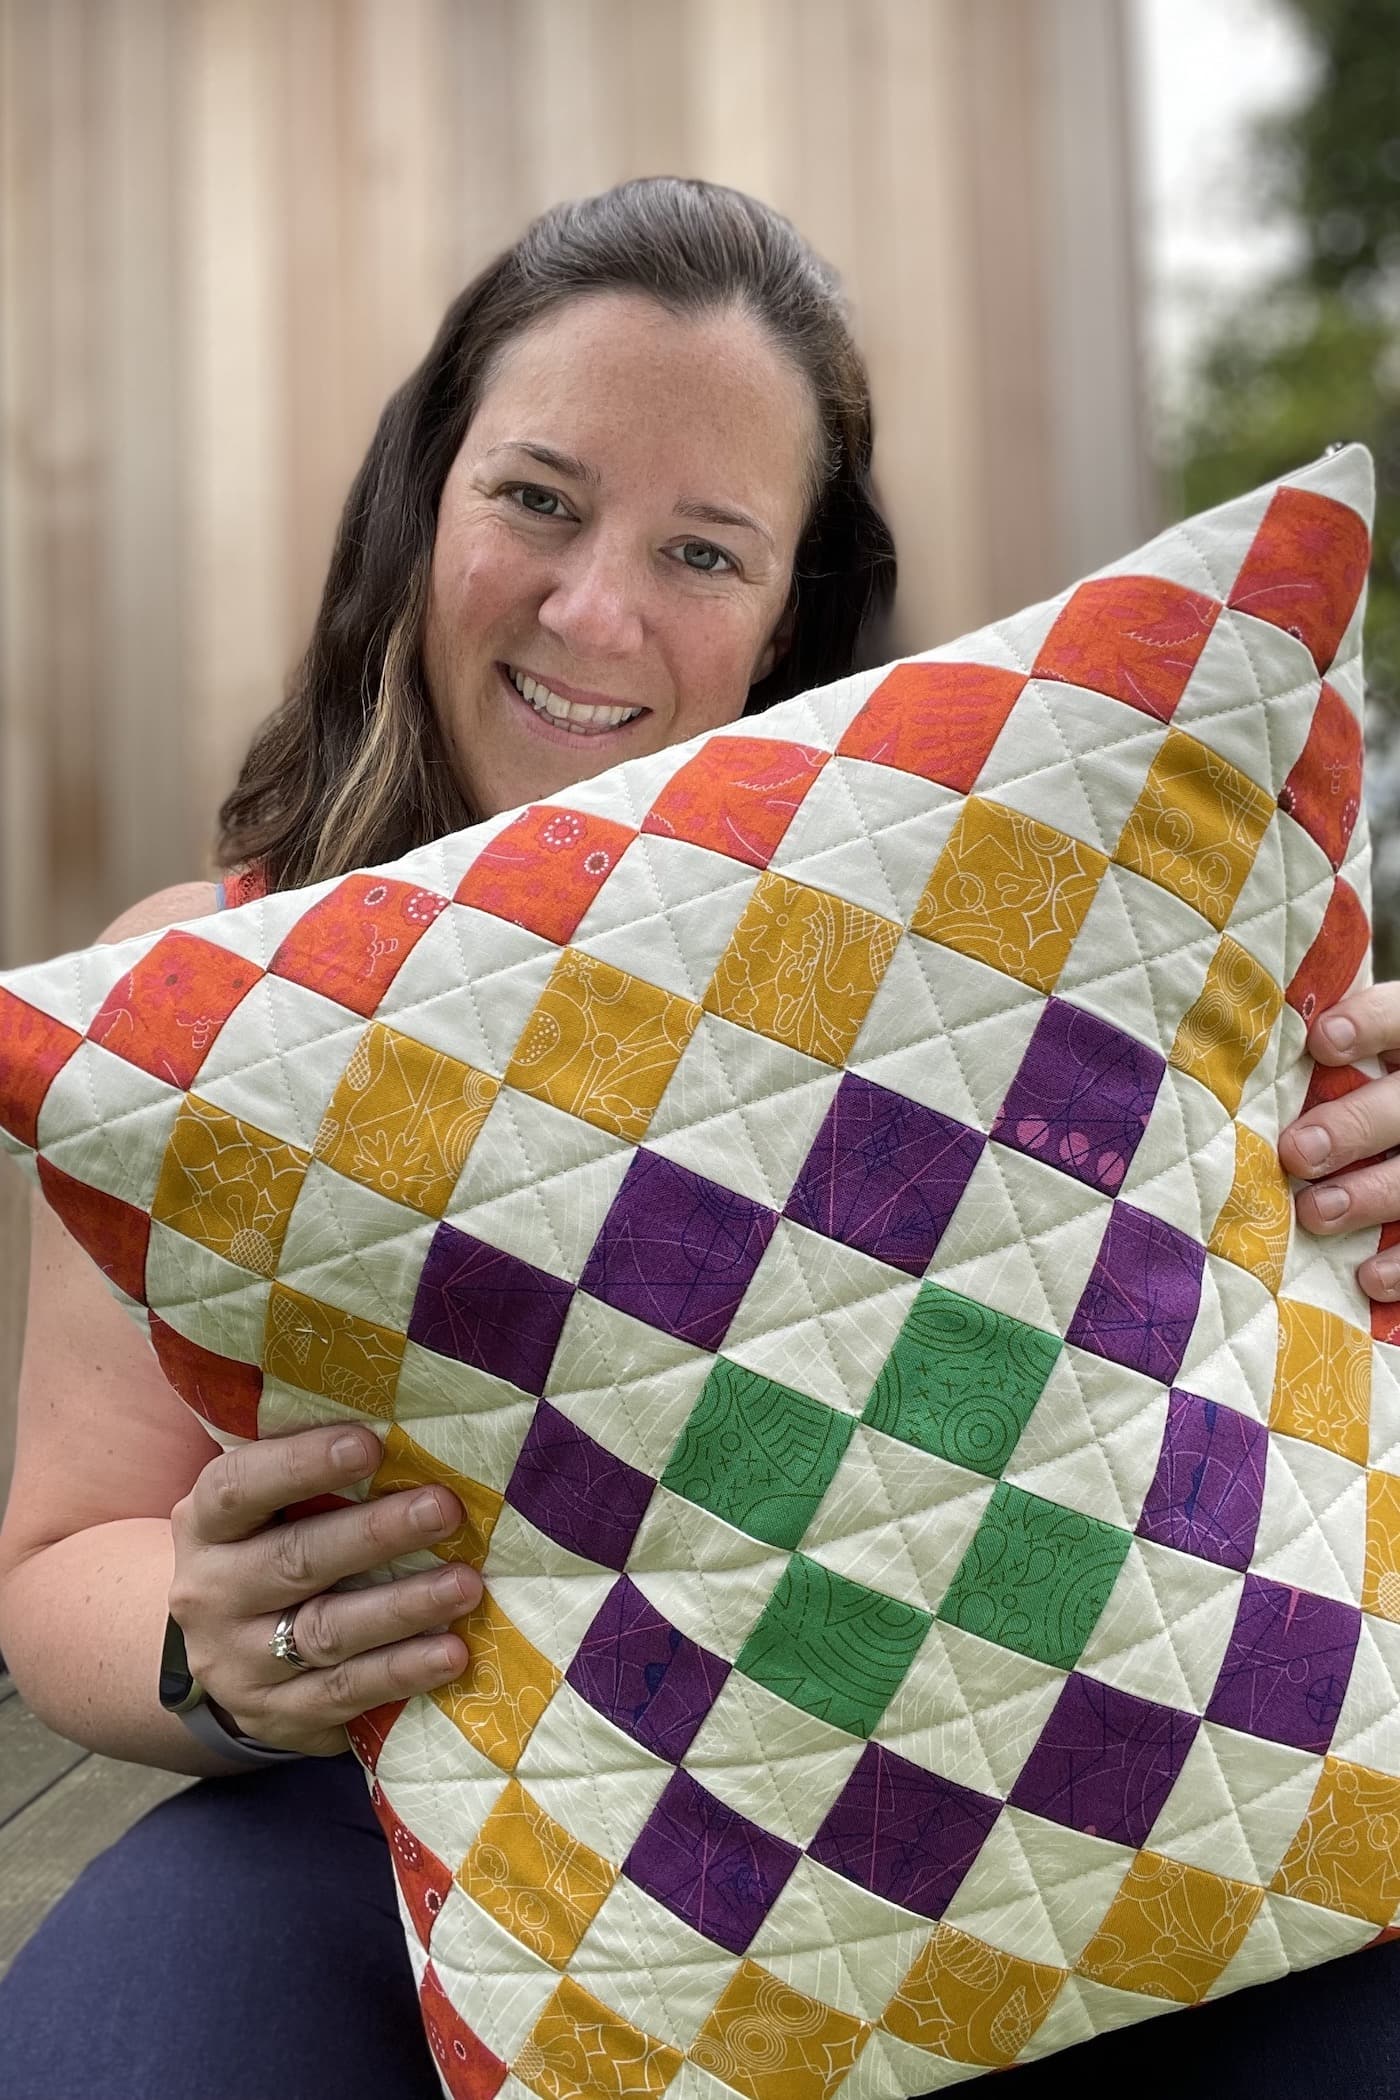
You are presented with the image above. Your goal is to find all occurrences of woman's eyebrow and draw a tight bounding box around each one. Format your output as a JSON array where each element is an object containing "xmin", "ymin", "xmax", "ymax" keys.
[
  {"xmin": 487, "ymin": 441, "xmax": 773, "ymax": 550},
  {"xmin": 674, "ymin": 498, "xmax": 774, "ymax": 551}
]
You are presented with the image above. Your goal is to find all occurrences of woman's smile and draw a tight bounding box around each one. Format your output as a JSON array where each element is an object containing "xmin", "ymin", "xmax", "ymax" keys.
[{"xmin": 496, "ymin": 662, "xmax": 652, "ymax": 739}]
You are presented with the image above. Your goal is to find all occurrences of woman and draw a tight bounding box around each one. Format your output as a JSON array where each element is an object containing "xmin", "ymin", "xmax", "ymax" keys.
[{"xmin": 0, "ymin": 178, "xmax": 1397, "ymax": 2100}]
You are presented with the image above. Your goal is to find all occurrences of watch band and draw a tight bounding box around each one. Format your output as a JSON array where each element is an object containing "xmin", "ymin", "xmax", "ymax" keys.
[{"xmin": 159, "ymin": 1611, "xmax": 304, "ymax": 1768}]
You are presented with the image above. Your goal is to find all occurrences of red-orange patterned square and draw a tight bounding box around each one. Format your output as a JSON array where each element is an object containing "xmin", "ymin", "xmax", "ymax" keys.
[
  {"xmin": 642, "ymin": 735, "xmax": 828, "ymax": 867},
  {"xmin": 1279, "ymin": 680, "xmax": 1363, "ymax": 870},
  {"xmin": 270, "ymin": 876, "xmax": 448, "ymax": 1017},
  {"xmin": 347, "ymin": 1699, "xmax": 408, "ymax": 1771},
  {"xmin": 837, "ymin": 661, "xmax": 1026, "ymax": 791},
  {"xmin": 147, "ymin": 1312, "xmax": 264, "ymax": 1441},
  {"xmin": 36, "ymin": 1157, "xmax": 150, "ymax": 1302},
  {"xmin": 1287, "ymin": 877, "xmax": 1370, "ymax": 1025},
  {"xmin": 1374, "ymin": 1221, "xmax": 1400, "ymax": 1346},
  {"xmin": 455, "ymin": 805, "xmax": 635, "ymax": 943},
  {"xmin": 1229, "ymin": 485, "xmax": 1372, "ymax": 671},
  {"xmin": 369, "ymin": 1779, "xmax": 456, "ymax": 1950},
  {"xmin": 0, "ymin": 989, "xmax": 83, "ymax": 1147},
  {"xmin": 419, "ymin": 1964, "xmax": 508, "ymax": 2100},
  {"xmin": 88, "ymin": 932, "xmax": 261, "ymax": 1088},
  {"xmin": 1033, "ymin": 574, "xmax": 1220, "ymax": 722}
]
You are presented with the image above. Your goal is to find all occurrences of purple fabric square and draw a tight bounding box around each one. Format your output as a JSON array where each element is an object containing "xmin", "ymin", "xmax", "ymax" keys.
[
  {"xmin": 1008, "ymin": 1673, "xmax": 1199, "ymax": 1847},
  {"xmin": 1066, "ymin": 1202, "xmax": 1206, "ymax": 1385},
  {"xmin": 1136, "ymin": 1389, "xmax": 1268, "ymax": 1571},
  {"xmin": 623, "ymin": 1768, "xmax": 800, "ymax": 1955},
  {"xmin": 579, "ymin": 1149, "xmax": 777, "ymax": 1351},
  {"xmin": 408, "ymin": 1223, "xmax": 573, "ymax": 1394},
  {"xmin": 567, "ymin": 1577, "xmax": 730, "ymax": 1760},
  {"xmin": 504, "ymin": 1402, "xmax": 655, "ymax": 1570},
  {"xmin": 784, "ymin": 1073, "xmax": 983, "ymax": 1274},
  {"xmin": 1205, "ymin": 1574, "xmax": 1361, "ymax": 1754},
  {"xmin": 808, "ymin": 1742, "xmax": 1002, "ymax": 1919},
  {"xmin": 992, "ymin": 999, "xmax": 1165, "ymax": 1196}
]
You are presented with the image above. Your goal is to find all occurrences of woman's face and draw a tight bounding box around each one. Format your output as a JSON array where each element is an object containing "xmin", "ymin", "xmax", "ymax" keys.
[{"xmin": 422, "ymin": 291, "xmax": 820, "ymax": 819}]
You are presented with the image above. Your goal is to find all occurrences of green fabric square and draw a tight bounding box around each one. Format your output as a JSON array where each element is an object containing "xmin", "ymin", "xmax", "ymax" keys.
[
  {"xmin": 660, "ymin": 1358, "xmax": 855, "ymax": 1550},
  {"xmin": 862, "ymin": 1281, "xmax": 1060, "ymax": 1477},
  {"xmin": 936, "ymin": 1481, "xmax": 1132, "ymax": 1670},
  {"xmin": 735, "ymin": 1553, "xmax": 932, "ymax": 1737}
]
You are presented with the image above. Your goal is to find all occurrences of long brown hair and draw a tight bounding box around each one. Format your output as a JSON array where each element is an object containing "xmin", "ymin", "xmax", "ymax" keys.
[{"xmin": 216, "ymin": 176, "xmax": 898, "ymax": 892}]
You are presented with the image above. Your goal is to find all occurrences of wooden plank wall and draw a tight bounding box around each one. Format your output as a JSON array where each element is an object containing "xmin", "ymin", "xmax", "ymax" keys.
[{"xmin": 0, "ymin": 0, "xmax": 1154, "ymax": 1510}]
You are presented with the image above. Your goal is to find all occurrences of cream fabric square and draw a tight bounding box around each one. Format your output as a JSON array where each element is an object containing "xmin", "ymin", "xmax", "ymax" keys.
[
  {"xmin": 801, "ymin": 1424, "xmax": 998, "ymax": 1617},
  {"xmin": 143, "ymin": 1220, "xmax": 271, "ymax": 1365},
  {"xmin": 644, "ymin": 1010, "xmax": 841, "ymax": 1211},
  {"xmin": 544, "ymin": 1293, "xmax": 715, "ymax": 1476},
  {"xmin": 878, "ymin": 1621, "xmax": 1065, "ymax": 1799},
  {"xmin": 1252, "ymin": 1431, "xmax": 1368, "ymax": 1603},
  {"xmin": 571, "ymin": 833, "xmax": 759, "ymax": 1002},
  {"xmin": 1119, "ymin": 1065, "xmax": 1236, "ymax": 1244},
  {"xmin": 975, "ymin": 677, "xmax": 1166, "ymax": 858},
  {"xmin": 427, "ymin": 1880, "xmax": 561, "ymax": 2064},
  {"xmin": 1144, "ymin": 1718, "xmax": 1322, "ymax": 1884},
  {"xmin": 373, "ymin": 1697, "xmax": 506, "ymax": 1869},
  {"xmin": 626, "ymin": 1484, "xmax": 789, "ymax": 1662},
  {"xmin": 1002, "ymin": 1343, "xmax": 1168, "ymax": 1532},
  {"xmin": 1055, "ymin": 863, "xmax": 1222, "ymax": 1061},
  {"xmin": 189, "ymin": 970, "xmax": 365, "ymax": 1154},
  {"xmin": 568, "ymin": 1877, "xmax": 734, "ymax": 2048},
  {"xmin": 747, "ymin": 1856, "xmax": 936, "ymax": 2021},
  {"xmin": 443, "ymin": 1084, "xmax": 633, "ymax": 1280},
  {"xmin": 1329, "ymin": 1614, "xmax": 1400, "ymax": 1778},
  {"xmin": 849, "ymin": 935, "xmax": 1045, "ymax": 1131},
  {"xmin": 274, "ymin": 1160, "xmax": 436, "ymax": 1335},
  {"xmin": 1075, "ymin": 1538, "xmax": 1245, "ymax": 1712},
  {"xmin": 1170, "ymin": 607, "xmax": 1319, "ymax": 793},
  {"xmin": 767, "ymin": 752, "xmax": 962, "ymax": 923},
  {"xmin": 482, "ymin": 1504, "xmax": 619, "ymax": 1671},
  {"xmin": 374, "ymin": 901, "xmax": 559, "ymax": 1076},
  {"xmin": 35, "ymin": 1040, "xmax": 184, "ymax": 1210},
  {"xmin": 513, "ymin": 1680, "xmax": 672, "ymax": 1861},
  {"xmin": 930, "ymin": 1142, "xmax": 1115, "ymax": 1336},
  {"xmin": 940, "ymin": 1805, "xmax": 1135, "ymax": 1967},
  {"xmin": 681, "ymin": 1671, "xmax": 866, "ymax": 1846},
  {"xmin": 1178, "ymin": 1253, "xmax": 1281, "ymax": 1425},
  {"xmin": 721, "ymin": 1218, "xmax": 920, "ymax": 1416}
]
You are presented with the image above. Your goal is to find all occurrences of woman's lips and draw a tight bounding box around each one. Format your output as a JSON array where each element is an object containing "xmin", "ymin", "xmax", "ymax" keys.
[{"xmin": 495, "ymin": 663, "xmax": 652, "ymax": 745}]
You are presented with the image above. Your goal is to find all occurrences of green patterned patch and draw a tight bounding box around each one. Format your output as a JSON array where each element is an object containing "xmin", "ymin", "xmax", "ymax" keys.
[
  {"xmin": 862, "ymin": 1281, "xmax": 1060, "ymax": 1478},
  {"xmin": 736, "ymin": 1554, "xmax": 932, "ymax": 1736},
  {"xmin": 936, "ymin": 1481, "xmax": 1132, "ymax": 1670},
  {"xmin": 660, "ymin": 1358, "xmax": 855, "ymax": 1550}
]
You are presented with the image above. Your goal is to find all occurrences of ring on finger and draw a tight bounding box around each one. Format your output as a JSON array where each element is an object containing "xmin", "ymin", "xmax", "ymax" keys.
[{"xmin": 269, "ymin": 1604, "xmax": 314, "ymax": 1672}]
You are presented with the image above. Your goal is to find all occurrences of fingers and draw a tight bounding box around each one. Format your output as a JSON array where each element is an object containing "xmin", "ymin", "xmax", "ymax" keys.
[
  {"xmin": 1304, "ymin": 983, "xmax": 1400, "ymax": 1072},
  {"xmin": 185, "ymin": 1424, "xmax": 382, "ymax": 1546},
  {"xmin": 277, "ymin": 1561, "xmax": 482, "ymax": 1676}
]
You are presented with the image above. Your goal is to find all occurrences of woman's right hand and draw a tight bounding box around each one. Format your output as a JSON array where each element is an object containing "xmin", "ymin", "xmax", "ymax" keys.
[{"xmin": 167, "ymin": 1424, "xmax": 482, "ymax": 1759}]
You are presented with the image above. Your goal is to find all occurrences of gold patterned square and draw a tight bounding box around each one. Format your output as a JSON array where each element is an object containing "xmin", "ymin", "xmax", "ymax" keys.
[
  {"xmin": 704, "ymin": 871, "xmax": 901, "ymax": 1065},
  {"xmin": 515, "ymin": 1974, "xmax": 682, "ymax": 2099},
  {"xmin": 313, "ymin": 1022, "xmax": 497, "ymax": 1216},
  {"xmin": 457, "ymin": 1777, "xmax": 615, "ymax": 1966},
  {"xmin": 1169, "ymin": 936, "xmax": 1283, "ymax": 1115},
  {"xmin": 881, "ymin": 1923, "xmax": 1065, "ymax": 2068},
  {"xmin": 1269, "ymin": 1300, "xmax": 1371, "ymax": 1464},
  {"xmin": 431, "ymin": 1587, "xmax": 560, "ymax": 1771},
  {"xmin": 1271, "ymin": 1757, "xmax": 1400, "ymax": 1925},
  {"xmin": 1076, "ymin": 1850, "xmax": 1263, "ymax": 2002},
  {"xmin": 909, "ymin": 798, "xmax": 1109, "ymax": 994},
  {"xmin": 373, "ymin": 1423, "xmax": 503, "ymax": 1567},
  {"xmin": 1115, "ymin": 730, "xmax": 1274, "ymax": 930},
  {"xmin": 688, "ymin": 1961, "xmax": 868, "ymax": 2100},
  {"xmin": 1208, "ymin": 1121, "xmax": 1292, "ymax": 1292},
  {"xmin": 1363, "ymin": 1469, "xmax": 1400, "ymax": 1622},
  {"xmin": 153, "ymin": 1095, "xmax": 309, "ymax": 1276},
  {"xmin": 505, "ymin": 948, "xmax": 702, "ymax": 1140},
  {"xmin": 263, "ymin": 1283, "xmax": 404, "ymax": 1417}
]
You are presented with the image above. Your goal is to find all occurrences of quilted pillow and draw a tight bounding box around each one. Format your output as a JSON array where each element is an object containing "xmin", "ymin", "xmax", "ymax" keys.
[{"xmin": 2, "ymin": 443, "xmax": 1395, "ymax": 2097}]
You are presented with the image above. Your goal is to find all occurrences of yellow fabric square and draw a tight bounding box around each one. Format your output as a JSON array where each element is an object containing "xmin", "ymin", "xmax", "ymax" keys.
[
  {"xmin": 909, "ymin": 798, "xmax": 1108, "ymax": 994},
  {"xmin": 1075, "ymin": 1850, "xmax": 1263, "ymax": 2003},
  {"xmin": 313, "ymin": 1022, "xmax": 497, "ymax": 1216},
  {"xmin": 431, "ymin": 1587, "xmax": 559, "ymax": 1772},
  {"xmin": 515, "ymin": 1974, "xmax": 683, "ymax": 2099},
  {"xmin": 1208, "ymin": 1121, "xmax": 1292, "ymax": 1292},
  {"xmin": 457, "ymin": 1777, "xmax": 615, "ymax": 1966},
  {"xmin": 704, "ymin": 871, "xmax": 901, "ymax": 1065},
  {"xmin": 1169, "ymin": 936, "xmax": 1283, "ymax": 1115},
  {"xmin": 1271, "ymin": 1757, "xmax": 1400, "ymax": 1925},
  {"xmin": 263, "ymin": 1283, "xmax": 404, "ymax": 1417},
  {"xmin": 1363, "ymin": 1470, "xmax": 1400, "ymax": 1622},
  {"xmin": 881, "ymin": 1924, "xmax": 1065, "ymax": 2068},
  {"xmin": 506, "ymin": 948, "xmax": 701, "ymax": 1140},
  {"xmin": 688, "ymin": 1960, "xmax": 868, "ymax": 2100},
  {"xmin": 1115, "ymin": 730, "xmax": 1274, "ymax": 931},
  {"xmin": 1269, "ymin": 1300, "xmax": 1370, "ymax": 1464},
  {"xmin": 153, "ymin": 1095, "xmax": 309, "ymax": 1277},
  {"xmin": 373, "ymin": 1423, "xmax": 503, "ymax": 1568}
]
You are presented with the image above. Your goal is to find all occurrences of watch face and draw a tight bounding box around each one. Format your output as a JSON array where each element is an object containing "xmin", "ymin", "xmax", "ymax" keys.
[{"xmin": 158, "ymin": 1612, "xmax": 203, "ymax": 1714}]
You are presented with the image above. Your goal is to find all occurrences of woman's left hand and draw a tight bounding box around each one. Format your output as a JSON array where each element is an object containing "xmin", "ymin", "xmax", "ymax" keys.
[{"xmin": 1277, "ymin": 980, "xmax": 1400, "ymax": 1303}]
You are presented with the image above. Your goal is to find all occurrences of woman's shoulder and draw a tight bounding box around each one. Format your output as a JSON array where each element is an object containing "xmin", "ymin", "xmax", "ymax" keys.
[{"xmin": 97, "ymin": 880, "xmax": 222, "ymax": 946}]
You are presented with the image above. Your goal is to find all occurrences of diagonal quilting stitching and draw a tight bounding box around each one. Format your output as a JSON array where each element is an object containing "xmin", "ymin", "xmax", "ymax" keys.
[
  {"xmin": 1082, "ymin": 1551, "xmax": 1237, "ymax": 1703},
  {"xmin": 938, "ymin": 1141, "xmax": 1111, "ymax": 1332},
  {"xmin": 1008, "ymin": 1356, "xmax": 1162, "ymax": 1530},
  {"xmin": 982, "ymin": 680, "xmax": 1165, "ymax": 860},
  {"xmin": 1152, "ymin": 1727, "xmax": 1316, "ymax": 1878},
  {"xmin": 1256, "ymin": 1433, "xmax": 1365, "ymax": 1593},
  {"xmin": 730, "ymin": 1225, "xmax": 914, "ymax": 1409}
]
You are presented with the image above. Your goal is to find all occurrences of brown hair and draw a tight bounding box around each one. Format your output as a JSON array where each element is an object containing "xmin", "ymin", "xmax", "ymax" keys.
[{"xmin": 216, "ymin": 176, "xmax": 898, "ymax": 891}]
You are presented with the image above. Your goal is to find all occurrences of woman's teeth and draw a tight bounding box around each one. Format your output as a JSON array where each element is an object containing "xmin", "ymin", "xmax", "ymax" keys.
[{"xmin": 509, "ymin": 667, "xmax": 644, "ymax": 734}]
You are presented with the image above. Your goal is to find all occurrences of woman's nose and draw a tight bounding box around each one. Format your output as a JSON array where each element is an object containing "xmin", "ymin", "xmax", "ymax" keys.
[{"xmin": 535, "ymin": 538, "xmax": 646, "ymax": 661}]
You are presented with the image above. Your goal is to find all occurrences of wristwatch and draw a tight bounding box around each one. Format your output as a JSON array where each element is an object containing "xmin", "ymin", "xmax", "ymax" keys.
[{"xmin": 158, "ymin": 1611, "xmax": 304, "ymax": 1767}]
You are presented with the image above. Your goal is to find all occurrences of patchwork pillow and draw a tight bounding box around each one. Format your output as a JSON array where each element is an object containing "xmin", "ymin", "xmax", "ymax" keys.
[{"xmin": 2, "ymin": 442, "xmax": 1395, "ymax": 2096}]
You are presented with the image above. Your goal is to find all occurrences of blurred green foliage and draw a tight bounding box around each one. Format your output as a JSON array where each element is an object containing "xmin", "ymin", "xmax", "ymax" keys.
[{"xmin": 1163, "ymin": 0, "xmax": 1400, "ymax": 976}]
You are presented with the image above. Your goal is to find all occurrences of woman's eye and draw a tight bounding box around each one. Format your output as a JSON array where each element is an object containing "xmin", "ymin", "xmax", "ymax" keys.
[
  {"xmin": 509, "ymin": 484, "xmax": 568, "ymax": 518},
  {"xmin": 675, "ymin": 539, "xmax": 734, "ymax": 574}
]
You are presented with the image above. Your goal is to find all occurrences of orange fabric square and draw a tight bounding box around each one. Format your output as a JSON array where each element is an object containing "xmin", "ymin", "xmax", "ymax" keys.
[
  {"xmin": 374, "ymin": 1423, "xmax": 504, "ymax": 1568},
  {"xmin": 517, "ymin": 1976, "xmax": 682, "ymax": 2100},
  {"xmin": 432, "ymin": 1587, "xmax": 560, "ymax": 1771},
  {"xmin": 369, "ymin": 1779, "xmax": 456, "ymax": 1950},
  {"xmin": 1287, "ymin": 877, "xmax": 1370, "ymax": 1027},
  {"xmin": 837, "ymin": 661, "xmax": 1026, "ymax": 791},
  {"xmin": 911, "ymin": 798, "xmax": 1108, "ymax": 993},
  {"xmin": 455, "ymin": 805, "xmax": 635, "ymax": 945},
  {"xmin": 1271, "ymin": 1757, "xmax": 1400, "ymax": 1925},
  {"xmin": 457, "ymin": 1778, "xmax": 615, "ymax": 1966},
  {"xmin": 1228, "ymin": 484, "xmax": 1372, "ymax": 671},
  {"xmin": 263, "ymin": 1282, "xmax": 406, "ymax": 1417},
  {"xmin": 0, "ymin": 988, "xmax": 82, "ymax": 1147},
  {"xmin": 1169, "ymin": 937, "xmax": 1283, "ymax": 1116},
  {"xmin": 147, "ymin": 1311, "xmax": 264, "ymax": 1441},
  {"xmin": 269, "ymin": 875, "xmax": 448, "ymax": 1017},
  {"xmin": 153, "ymin": 1095, "xmax": 310, "ymax": 1276},
  {"xmin": 1076, "ymin": 1850, "xmax": 1263, "ymax": 2002},
  {"xmin": 36, "ymin": 1156, "xmax": 150, "ymax": 1302},
  {"xmin": 882, "ymin": 1924, "xmax": 1065, "ymax": 2067},
  {"xmin": 506, "ymin": 949, "xmax": 701, "ymax": 1139},
  {"xmin": 1270, "ymin": 1299, "xmax": 1370, "ymax": 1463},
  {"xmin": 704, "ymin": 871, "xmax": 901, "ymax": 1065},
  {"xmin": 1116, "ymin": 731, "xmax": 1274, "ymax": 931},
  {"xmin": 642, "ymin": 735, "xmax": 828, "ymax": 868},
  {"xmin": 689, "ymin": 1962, "xmax": 869, "ymax": 2100},
  {"xmin": 1363, "ymin": 1470, "xmax": 1400, "ymax": 1622},
  {"xmin": 314, "ymin": 1022, "xmax": 498, "ymax": 1216},
  {"xmin": 1207, "ymin": 1123, "xmax": 1292, "ymax": 1292},
  {"xmin": 1032, "ymin": 575, "xmax": 1220, "ymax": 724},
  {"xmin": 1279, "ymin": 680, "xmax": 1363, "ymax": 871},
  {"xmin": 419, "ymin": 1964, "xmax": 508, "ymax": 2100},
  {"xmin": 88, "ymin": 931, "xmax": 261, "ymax": 1088}
]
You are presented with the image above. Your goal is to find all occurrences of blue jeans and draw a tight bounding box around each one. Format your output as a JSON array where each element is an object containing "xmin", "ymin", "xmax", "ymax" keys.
[{"xmin": 1, "ymin": 1750, "xmax": 1397, "ymax": 2098}]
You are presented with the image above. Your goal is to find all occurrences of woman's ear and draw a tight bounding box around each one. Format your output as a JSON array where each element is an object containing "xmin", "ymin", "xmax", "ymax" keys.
[{"xmin": 752, "ymin": 594, "xmax": 797, "ymax": 685}]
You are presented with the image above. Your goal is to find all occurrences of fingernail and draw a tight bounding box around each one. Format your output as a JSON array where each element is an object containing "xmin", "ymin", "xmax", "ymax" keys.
[
  {"xmin": 433, "ymin": 1568, "xmax": 472, "ymax": 1605},
  {"xmin": 1314, "ymin": 1185, "xmax": 1350, "ymax": 1221},
  {"xmin": 1372, "ymin": 1256, "xmax": 1400, "ymax": 1297},
  {"xmin": 427, "ymin": 1639, "xmax": 463, "ymax": 1673},
  {"xmin": 411, "ymin": 1490, "xmax": 446, "ymax": 1533},
  {"xmin": 1321, "ymin": 1016, "xmax": 1357, "ymax": 1054},
  {"xmin": 332, "ymin": 1434, "xmax": 374, "ymax": 1474},
  {"xmin": 1293, "ymin": 1127, "xmax": 1331, "ymax": 1170}
]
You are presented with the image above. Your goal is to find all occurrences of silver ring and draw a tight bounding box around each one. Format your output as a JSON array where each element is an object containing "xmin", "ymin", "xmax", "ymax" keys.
[{"xmin": 269, "ymin": 1605, "xmax": 312, "ymax": 1671}]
